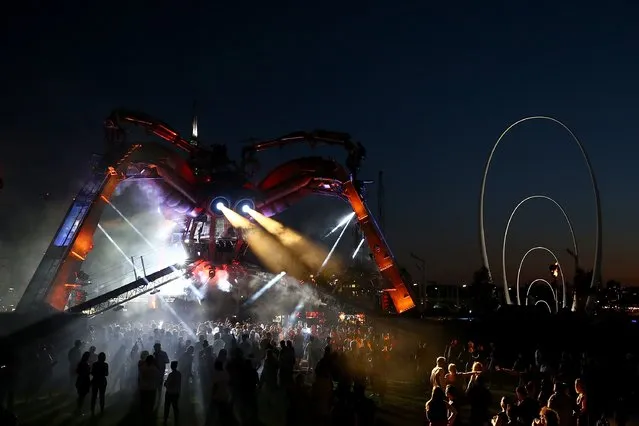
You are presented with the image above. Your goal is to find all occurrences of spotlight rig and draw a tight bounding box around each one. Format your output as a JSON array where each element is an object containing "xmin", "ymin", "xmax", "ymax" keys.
[
  {"xmin": 234, "ymin": 198, "xmax": 255, "ymax": 215},
  {"xmin": 210, "ymin": 196, "xmax": 231, "ymax": 215}
]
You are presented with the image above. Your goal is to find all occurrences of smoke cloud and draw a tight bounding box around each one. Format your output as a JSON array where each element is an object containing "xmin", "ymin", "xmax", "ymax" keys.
[
  {"xmin": 0, "ymin": 196, "xmax": 70, "ymax": 303},
  {"xmin": 240, "ymin": 272, "xmax": 323, "ymax": 323}
]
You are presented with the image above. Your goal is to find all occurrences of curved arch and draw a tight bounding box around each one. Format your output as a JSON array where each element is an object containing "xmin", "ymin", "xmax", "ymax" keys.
[
  {"xmin": 535, "ymin": 300, "xmax": 552, "ymax": 313},
  {"xmin": 502, "ymin": 195, "xmax": 577, "ymax": 308},
  {"xmin": 479, "ymin": 116, "xmax": 602, "ymax": 305},
  {"xmin": 525, "ymin": 279, "xmax": 557, "ymax": 310},
  {"xmin": 516, "ymin": 246, "xmax": 565, "ymax": 312}
]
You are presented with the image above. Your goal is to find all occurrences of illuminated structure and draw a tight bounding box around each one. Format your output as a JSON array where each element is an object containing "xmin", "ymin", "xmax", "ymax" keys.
[
  {"xmin": 525, "ymin": 279, "xmax": 557, "ymax": 310},
  {"xmin": 535, "ymin": 300, "xmax": 552, "ymax": 313},
  {"xmin": 516, "ymin": 246, "xmax": 565, "ymax": 311},
  {"xmin": 502, "ymin": 195, "xmax": 577, "ymax": 308},
  {"xmin": 479, "ymin": 116, "xmax": 602, "ymax": 308},
  {"xmin": 16, "ymin": 110, "xmax": 415, "ymax": 314}
]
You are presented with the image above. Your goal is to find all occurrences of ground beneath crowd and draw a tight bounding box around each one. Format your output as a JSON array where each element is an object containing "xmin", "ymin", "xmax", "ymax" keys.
[
  {"xmin": 13, "ymin": 378, "xmax": 431, "ymax": 426},
  {"xmin": 16, "ymin": 376, "xmax": 631, "ymax": 426}
]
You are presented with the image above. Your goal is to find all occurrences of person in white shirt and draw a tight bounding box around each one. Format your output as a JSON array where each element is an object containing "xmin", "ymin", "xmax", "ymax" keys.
[
  {"xmin": 430, "ymin": 357, "xmax": 447, "ymax": 389},
  {"xmin": 211, "ymin": 333, "xmax": 225, "ymax": 357},
  {"xmin": 163, "ymin": 361, "xmax": 181, "ymax": 425}
]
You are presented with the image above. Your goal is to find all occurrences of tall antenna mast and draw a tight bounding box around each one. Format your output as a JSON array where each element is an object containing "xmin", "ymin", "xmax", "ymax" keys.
[
  {"xmin": 378, "ymin": 170, "xmax": 385, "ymax": 230},
  {"xmin": 190, "ymin": 101, "xmax": 198, "ymax": 147}
]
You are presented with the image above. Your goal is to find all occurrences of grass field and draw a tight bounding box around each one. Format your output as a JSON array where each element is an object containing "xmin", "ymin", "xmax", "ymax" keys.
[{"xmin": 13, "ymin": 376, "xmax": 508, "ymax": 426}]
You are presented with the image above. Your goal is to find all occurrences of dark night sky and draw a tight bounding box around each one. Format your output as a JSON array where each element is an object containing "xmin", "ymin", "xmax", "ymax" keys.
[{"xmin": 1, "ymin": 1, "xmax": 639, "ymax": 287}]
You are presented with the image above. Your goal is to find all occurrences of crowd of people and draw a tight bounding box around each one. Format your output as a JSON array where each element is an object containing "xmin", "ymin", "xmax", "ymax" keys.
[
  {"xmin": 418, "ymin": 338, "xmax": 635, "ymax": 426},
  {"xmin": 1, "ymin": 311, "xmax": 638, "ymax": 426},
  {"xmin": 2, "ymin": 315, "xmax": 394, "ymax": 425}
]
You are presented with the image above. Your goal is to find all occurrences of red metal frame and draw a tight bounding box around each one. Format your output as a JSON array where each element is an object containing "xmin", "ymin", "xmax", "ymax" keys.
[{"xmin": 20, "ymin": 110, "xmax": 415, "ymax": 314}]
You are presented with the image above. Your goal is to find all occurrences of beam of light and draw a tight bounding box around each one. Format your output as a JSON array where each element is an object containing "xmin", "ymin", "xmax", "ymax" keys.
[
  {"xmin": 156, "ymin": 220, "xmax": 178, "ymax": 240},
  {"xmin": 97, "ymin": 224, "xmax": 148, "ymax": 284},
  {"xmin": 103, "ymin": 199, "xmax": 156, "ymax": 248},
  {"xmin": 323, "ymin": 212, "xmax": 356, "ymax": 238},
  {"xmin": 221, "ymin": 206, "xmax": 308, "ymax": 278},
  {"xmin": 318, "ymin": 213, "xmax": 354, "ymax": 274},
  {"xmin": 244, "ymin": 271, "xmax": 286, "ymax": 305},
  {"xmin": 283, "ymin": 298, "xmax": 306, "ymax": 335},
  {"xmin": 352, "ymin": 237, "xmax": 365, "ymax": 259},
  {"xmin": 104, "ymin": 200, "xmax": 203, "ymax": 299},
  {"xmin": 245, "ymin": 208, "xmax": 331, "ymax": 272}
]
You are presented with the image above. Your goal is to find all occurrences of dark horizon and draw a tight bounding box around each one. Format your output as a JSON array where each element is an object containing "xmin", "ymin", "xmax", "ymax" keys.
[{"xmin": 2, "ymin": 2, "xmax": 639, "ymax": 292}]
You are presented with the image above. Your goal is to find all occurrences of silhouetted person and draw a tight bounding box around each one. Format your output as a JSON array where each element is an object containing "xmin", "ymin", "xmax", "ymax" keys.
[
  {"xmin": 88, "ymin": 346, "xmax": 97, "ymax": 365},
  {"xmin": 467, "ymin": 373, "xmax": 492, "ymax": 426},
  {"xmin": 548, "ymin": 382, "xmax": 573, "ymax": 426},
  {"xmin": 90, "ymin": 352, "xmax": 108, "ymax": 416},
  {"xmin": 163, "ymin": 361, "xmax": 181, "ymax": 425},
  {"xmin": 75, "ymin": 352, "xmax": 91, "ymax": 413},
  {"xmin": 154, "ymin": 343, "xmax": 170, "ymax": 405},
  {"xmin": 140, "ymin": 354, "xmax": 160, "ymax": 415},
  {"xmin": 178, "ymin": 346, "xmax": 194, "ymax": 387},
  {"xmin": 279, "ymin": 341, "xmax": 295, "ymax": 387},
  {"xmin": 68, "ymin": 340, "xmax": 82, "ymax": 388}
]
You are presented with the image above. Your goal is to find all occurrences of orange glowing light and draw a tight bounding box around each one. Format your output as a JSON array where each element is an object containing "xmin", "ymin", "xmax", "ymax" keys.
[
  {"xmin": 70, "ymin": 250, "xmax": 86, "ymax": 261},
  {"xmin": 72, "ymin": 233, "xmax": 93, "ymax": 257}
]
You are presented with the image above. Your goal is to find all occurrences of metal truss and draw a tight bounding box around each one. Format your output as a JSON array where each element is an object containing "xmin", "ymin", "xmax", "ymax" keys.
[{"xmin": 67, "ymin": 264, "xmax": 183, "ymax": 316}]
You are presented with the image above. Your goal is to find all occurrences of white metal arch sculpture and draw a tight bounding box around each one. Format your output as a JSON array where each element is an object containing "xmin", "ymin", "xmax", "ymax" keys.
[
  {"xmin": 535, "ymin": 300, "xmax": 552, "ymax": 313},
  {"xmin": 479, "ymin": 116, "xmax": 602, "ymax": 304},
  {"xmin": 525, "ymin": 278, "xmax": 557, "ymax": 311},
  {"xmin": 516, "ymin": 246, "xmax": 566, "ymax": 310},
  {"xmin": 502, "ymin": 195, "xmax": 577, "ymax": 307}
]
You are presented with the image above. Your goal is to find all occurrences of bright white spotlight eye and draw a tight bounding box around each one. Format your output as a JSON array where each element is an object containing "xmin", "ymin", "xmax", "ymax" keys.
[
  {"xmin": 216, "ymin": 202, "xmax": 224, "ymax": 211},
  {"xmin": 241, "ymin": 204, "xmax": 250, "ymax": 213}
]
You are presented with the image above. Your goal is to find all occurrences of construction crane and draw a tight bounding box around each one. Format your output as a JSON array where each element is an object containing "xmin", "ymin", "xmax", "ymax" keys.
[{"xmin": 566, "ymin": 248, "xmax": 579, "ymax": 271}]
